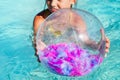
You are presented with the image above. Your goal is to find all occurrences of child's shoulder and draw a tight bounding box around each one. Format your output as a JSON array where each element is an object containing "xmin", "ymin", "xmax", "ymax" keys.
[
  {"xmin": 33, "ymin": 9, "xmax": 51, "ymax": 33},
  {"xmin": 34, "ymin": 9, "xmax": 51, "ymax": 24}
]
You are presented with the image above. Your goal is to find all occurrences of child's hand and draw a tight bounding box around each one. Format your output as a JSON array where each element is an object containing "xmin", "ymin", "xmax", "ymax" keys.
[
  {"xmin": 100, "ymin": 28, "xmax": 110, "ymax": 57},
  {"xmin": 105, "ymin": 37, "xmax": 110, "ymax": 53}
]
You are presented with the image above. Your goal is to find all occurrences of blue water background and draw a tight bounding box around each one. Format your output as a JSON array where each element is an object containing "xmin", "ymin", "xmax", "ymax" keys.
[{"xmin": 0, "ymin": 0, "xmax": 120, "ymax": 80}]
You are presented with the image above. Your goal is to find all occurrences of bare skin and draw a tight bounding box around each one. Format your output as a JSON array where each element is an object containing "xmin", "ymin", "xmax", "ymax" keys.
[{"xmin": 33, "ymin": 0, "xmax": 110, "ymax": 58}]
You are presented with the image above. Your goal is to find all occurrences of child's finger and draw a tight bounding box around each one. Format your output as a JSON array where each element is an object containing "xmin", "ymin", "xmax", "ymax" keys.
[
  {"xmin": 106, "ymin": 42, "xmax": 110, "ymax": 48},
  {"xmin": 106, "ymin": 37, "xmax": 110, "ymax": 43},
  {"xmin": 106, "ymin": 44, "xmax": 110, "ymax": 49},
  {"xmin": 105, "ymin": 37, "xmax": 110, "ymax": 48},
  {"xmin": 105, "ymin": 48, "xmax": 109, "ymax": 53}
]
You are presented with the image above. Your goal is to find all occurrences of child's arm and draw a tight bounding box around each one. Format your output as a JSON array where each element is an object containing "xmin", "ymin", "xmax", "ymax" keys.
[
  {"xmin": 33, "ymin": 15, "xmax": 44, "ymax": 57},
  {"xmin": 33, "ymin": 16, "xmax": 44, "ymax": 37}
]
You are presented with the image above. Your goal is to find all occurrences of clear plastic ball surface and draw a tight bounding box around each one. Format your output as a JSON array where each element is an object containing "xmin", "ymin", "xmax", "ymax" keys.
[{"xmin": 36, "ymin": 9, "xmax": 106, "ymax": 77}]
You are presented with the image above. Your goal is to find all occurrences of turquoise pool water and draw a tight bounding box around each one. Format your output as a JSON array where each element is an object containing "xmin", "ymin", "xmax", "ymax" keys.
[{"xmin": 0, "ymin": 0, "xmax": 120, "ymax": 80}]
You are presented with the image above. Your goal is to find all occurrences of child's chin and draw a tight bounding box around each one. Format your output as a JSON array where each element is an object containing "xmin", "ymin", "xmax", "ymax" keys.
[{"xmin": 50, "ymin": 9, "xmax": 58, "ymax": 12}]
